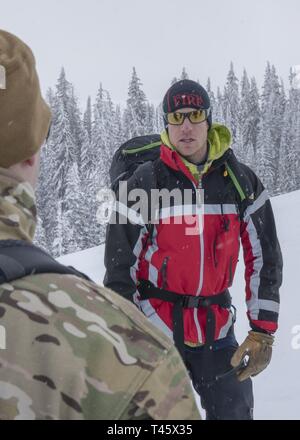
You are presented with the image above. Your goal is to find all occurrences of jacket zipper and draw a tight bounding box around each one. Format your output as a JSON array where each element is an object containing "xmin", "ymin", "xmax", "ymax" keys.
[
  {"xmin": 194, "ymin": 178, "xmax": 204, "ymax": 296},
  {"xmin": 192, "ymin": 178, "xmax": 204, "ymax": 343},
  {"xmin": 228, "ymin": 256, "xmax": 233, "ymax": 285},
  {"xmin": 213, "ymin": 237, "xmax": 218, "ymax": 268}
]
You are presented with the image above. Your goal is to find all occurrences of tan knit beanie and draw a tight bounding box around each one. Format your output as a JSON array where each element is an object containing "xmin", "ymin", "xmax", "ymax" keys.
[{"xmin": 0, "ymin": 29, "xmax": 51, "ymax": 168}]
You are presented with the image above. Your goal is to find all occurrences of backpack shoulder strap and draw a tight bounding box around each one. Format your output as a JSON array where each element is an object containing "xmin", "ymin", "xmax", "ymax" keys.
[
  {"xmin": 133, "ymin": 158, "xmax": 166, "ymax": 189},
  {"xmin": 133, "ymin": 160, "xmax": 157, "ymax": 191},
  {"xmin": 225, "ymin": 162, "xmax": 247, "ymax": 202},
  {"xmin": 0, "ymin": 240, "xmax": 91, "ymax": 284},
  {"xmin": 132, "ymin": 158, "xmax": 167, "ymax": 241},
  {"xmin": 133, "ymin": 161, "xmax": 157, "ymax": 236},
  {"xmin": 224, "ymin": 153, "xmax": 255, "ymax": 219}
]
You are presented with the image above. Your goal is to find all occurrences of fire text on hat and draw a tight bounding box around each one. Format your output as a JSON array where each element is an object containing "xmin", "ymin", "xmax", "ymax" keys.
[{"xmin": 173, "ymin": 93, "xmax": 204, "ymax": 109}]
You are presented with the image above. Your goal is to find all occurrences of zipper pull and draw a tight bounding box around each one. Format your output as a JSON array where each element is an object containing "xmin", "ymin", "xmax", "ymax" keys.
[
  {"xmin": 198, "ymin": 176, "xmax": 202, "ymax": 189},
  {"xmin": 161, "ymin": 257, "xmax": 169, "ymax": 289},
  {"xmin": 196, "ymin": 177, "xmax": 203, "ymax": 207}
]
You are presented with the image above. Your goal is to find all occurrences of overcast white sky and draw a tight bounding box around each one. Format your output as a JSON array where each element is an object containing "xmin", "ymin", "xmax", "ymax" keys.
[{"xmin": 1, "ymin": 0, "xmax": 300, "ymax": 108}]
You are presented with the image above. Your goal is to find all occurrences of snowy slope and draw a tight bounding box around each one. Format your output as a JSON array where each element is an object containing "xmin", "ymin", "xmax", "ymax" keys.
[{"xmin": 58, "ymin": 189, "xmax": 300, "ymax": 420}]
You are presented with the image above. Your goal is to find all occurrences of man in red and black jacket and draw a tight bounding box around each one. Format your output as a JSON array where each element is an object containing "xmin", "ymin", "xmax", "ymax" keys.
[{"xmin": 104, "ymin": 79, "xmax": 283, "ymax": 420}]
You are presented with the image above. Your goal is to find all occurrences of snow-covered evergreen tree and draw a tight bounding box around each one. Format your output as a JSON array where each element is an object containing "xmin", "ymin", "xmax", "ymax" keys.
[
  {"xmin": 223, "ymin": 62, "xmax": 240, "ymax": 153},
  {"xmin": 214, "ymin": 87, "xmax": 225, "ymax": 124},
  {"xmin": 239, "ymin": 70, "xmax": 261, "ymax": 167},
  {"xmin": 37, "ymin": 68, "xmax": 93, "ymax": 256},
  {"xmin": 84, "ymin": 96, "xmax": 92, "ymax": 143},
  {"xmin": 52, "ymin": 201, "xmax": 63, "ymax": 257},
  {"xmin": 46, "ymin": 87, "xmax": 55, "ymax": 108},
  {"xmin": 92, "ymin": 84, "xmax": 117, "ymax": 188},
  {"xmin": 145, "ymin": 103, "xmax": 156, "ymax": 133},
  {"xmin": 51, "ymin": 68, "xmax": 77, "ymax": 199},
  {"xmin": 277, "ymin": 69, "xmax": 300, "ymax": 194},
  {"xmin": 181, "ymin": 67, "xmax": 189, "ymax": 80},
  {"xmin": 256, "ymin": 63, "xmax": 286, "ymax": 194},
  {"xmin": 123, "ymin": 67, "xmax": 148, "ymax": 139},
  {"xmin": 35, "ymin": 142, "xmax": 58, "ymax": 254},
  {"xmin": 33, "ymin": 216, "xmax": 49, "ymax": 252},
  {"xmin": 90, "ymin": 84, "xmax": 118, "ymax": 242},
  {"xmin": 114, "ymin": 104, "xmax": 125, "ymax": 148},
  {"xmin": 248, "ymin": 78, "xmax": 261, "ymax": 168},
  {"xmin": 155, "ymin": 103, "xmax": 165, "ymax": 133},
  {"xmin": 206, "ymin": 78, "xmax": 217, "ymax": 115},
  {"xmin": 62, "ymin": 162, "xmax": 84, "ymax": 253}
]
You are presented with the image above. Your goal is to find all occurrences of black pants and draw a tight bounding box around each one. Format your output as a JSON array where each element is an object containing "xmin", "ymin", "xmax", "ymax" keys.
[{"xmin": 184, "ymin": 335, "xmax": 254, "ymax": 420}]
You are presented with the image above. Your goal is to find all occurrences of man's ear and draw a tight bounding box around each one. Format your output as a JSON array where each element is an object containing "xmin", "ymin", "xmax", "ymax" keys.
[
  {"xmin": 23, "ymin": 156, "xmax": 35, "ymax": 167},
  {"xmin": 22, "ymin": 149, "xmax": 41, "ymax": 168}
]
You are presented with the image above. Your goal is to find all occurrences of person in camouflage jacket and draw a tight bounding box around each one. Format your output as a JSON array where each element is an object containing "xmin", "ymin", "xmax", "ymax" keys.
[{"xmin": 0, "ymin": 29, "xmax": 200, "ymax": 420}]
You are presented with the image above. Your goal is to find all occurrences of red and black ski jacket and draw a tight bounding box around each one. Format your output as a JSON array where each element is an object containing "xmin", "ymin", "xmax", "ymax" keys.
[{"xmin": 104, "ymin": 132, "xmax": 282, "ymax": 345}]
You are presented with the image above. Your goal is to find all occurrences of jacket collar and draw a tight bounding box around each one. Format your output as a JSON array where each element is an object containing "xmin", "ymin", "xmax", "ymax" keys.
[{"xmin": 160, "ymin": 145, "xmax": 198, "ymax": 185}]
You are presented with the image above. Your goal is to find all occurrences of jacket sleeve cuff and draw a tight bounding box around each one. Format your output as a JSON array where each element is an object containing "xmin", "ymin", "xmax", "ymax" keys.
[{"xmin": 250, "ymin": 323, "xmax": 274, "ymax": 335}]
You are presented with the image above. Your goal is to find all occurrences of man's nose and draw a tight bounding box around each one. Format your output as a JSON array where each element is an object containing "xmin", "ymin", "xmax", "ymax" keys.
[{"xmin": 181, "ymin": 116, "xmax": 192, "ymax": 131}]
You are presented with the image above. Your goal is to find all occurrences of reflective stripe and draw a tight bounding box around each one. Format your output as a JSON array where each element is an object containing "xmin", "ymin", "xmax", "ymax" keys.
[
  {"xmin": 133, "ymin": 290, "xmax": 140, "ymax": 306},
  {"xmin": 243, "ymin": 190, "xmax": 269, "ymax": 221},
  {"xmin": 148, "ymin": 264, "xmax": 159, "ymax": 286},
  {"xmin": 138, "ymin": 226, "xmax": 173, "ymax": 340},
  {"xmin": 139, "ymin": 299, "xmax": 174, "ymax": 341},
  {"xmin": 245, "ymin": 217, "xmax": 263, "ymax": 320},
  {"xmin": 158, "ymin": 204, "xmax": 202, "ymax": 220},
  {"xmin": 158, "ymin": 203, "xmax": 237, "ymax": 219},
  {"xmin": 258, "ymin": 299, "xmax": 280, "ymax": 314},
  {"xmin": 130, "ymin": 227, "xmax": 148, "ymax": 286},
  {"xmin": 218, "ymin": 311, "xmax": 234, "ymax": 339},
  {"xmin": 193, "ymin": 309, "xmax": 203, "ymax": 344},
  {"xmin": 246, "ymin": 299, "xmax": 280, "ymax": 315},
  {"xmin": 144, "ymin": 225, "xmax": 158, "ymax": 262},
  {"xmin": 144, "ymin": 225, "xmax": 159, "ymax": 286},
  {"xmin": 205, "ymin": 204, "xmax": 238, "ymax": 215},
  {"xmin": 117, "ymin": 201, "xmax": 238, "ymax": 224}
]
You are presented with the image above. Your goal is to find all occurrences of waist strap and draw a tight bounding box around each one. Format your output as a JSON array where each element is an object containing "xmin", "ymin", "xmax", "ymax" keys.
[{"xmin": 137, "ymin": 279, "xmax": 231, "ymax": 362}]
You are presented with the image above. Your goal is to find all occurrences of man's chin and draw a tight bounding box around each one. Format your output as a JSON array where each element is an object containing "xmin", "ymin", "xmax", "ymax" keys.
[
  {"xmin": 176, "ymin": 140, "xmax": 194, "ymax": 149},
  {"xmin": 179, "ymin": 150, "xmax": 196, "ymax": 161},
  {"xmin": 180, "ymin": 145, "xmax": 197, "ymax": 156}
]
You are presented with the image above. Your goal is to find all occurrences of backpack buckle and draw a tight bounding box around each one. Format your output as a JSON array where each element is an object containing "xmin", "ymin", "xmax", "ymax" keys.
[{"xmin": 181, "ymin": 295, "xmax": 201, "ymax": 308}]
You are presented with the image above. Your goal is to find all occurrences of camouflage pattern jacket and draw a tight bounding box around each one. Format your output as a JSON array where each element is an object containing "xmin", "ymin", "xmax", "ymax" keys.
[{"xmin": 0, "ymin": 172, "xmax": 200, "ymax": 420}]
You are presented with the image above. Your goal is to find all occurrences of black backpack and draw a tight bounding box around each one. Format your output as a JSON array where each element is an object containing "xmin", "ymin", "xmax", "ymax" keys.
[
  {"xmin": 110, "ymin": 134, "xmax": 161, "ymax": 191},
  {"xmin": 0, "ymin": 240, "xmax": 90, "ymax": 284}
]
